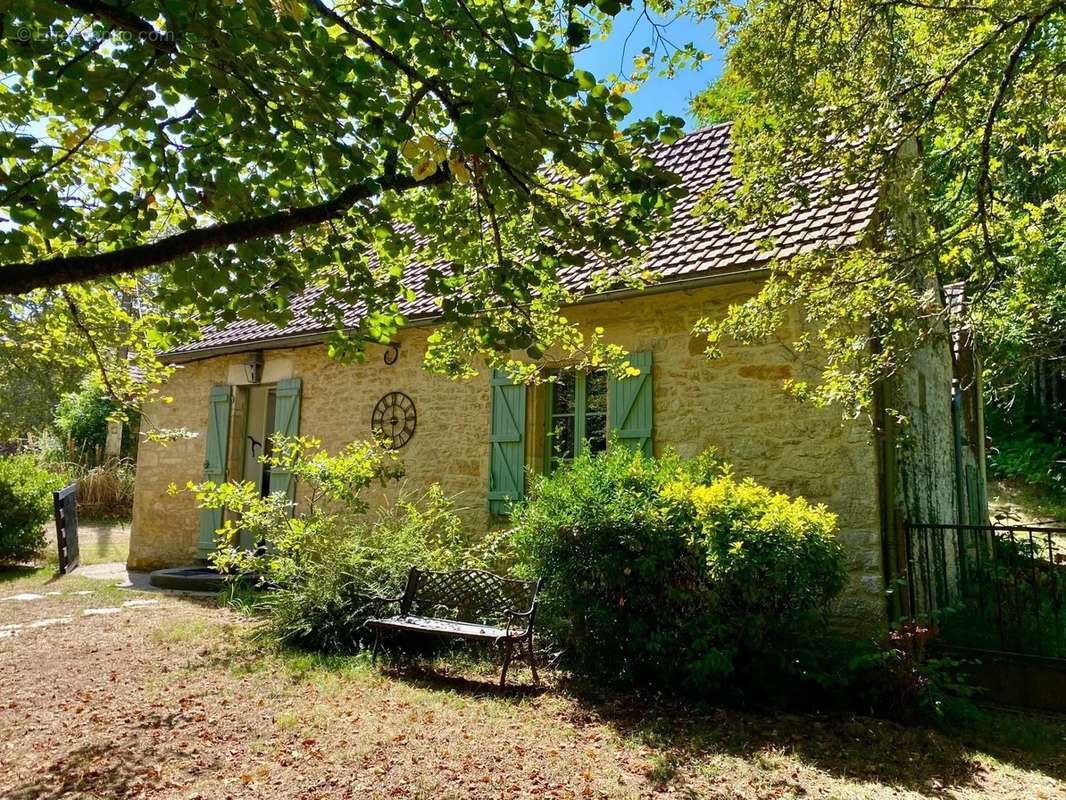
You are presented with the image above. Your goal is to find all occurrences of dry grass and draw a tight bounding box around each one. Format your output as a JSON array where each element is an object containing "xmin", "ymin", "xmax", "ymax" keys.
[
  {"xmin": 73, "ymin": 459, "xmax": 136, "ymax": 518},
  {"xmin": 1, "ymin": 567, "xmax": 1065, "ymax": 799}
]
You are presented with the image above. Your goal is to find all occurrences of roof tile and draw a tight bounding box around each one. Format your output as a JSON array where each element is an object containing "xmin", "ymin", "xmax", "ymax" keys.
[{"xmin": 171, "ymin": 124, "xmax": 880, "ymax": 356}]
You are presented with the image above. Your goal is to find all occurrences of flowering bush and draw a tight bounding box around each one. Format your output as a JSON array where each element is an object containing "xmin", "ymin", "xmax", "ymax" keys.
[{"xmin": 847, "ymin": 621, "xmax": 977, "ymax": 723}]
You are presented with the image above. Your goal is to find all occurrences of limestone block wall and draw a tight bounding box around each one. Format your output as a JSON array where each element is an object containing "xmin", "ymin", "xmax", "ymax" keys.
[
  {"xmin": 130, "ymin": 354, "xmax": 237, "ymax": 568},
  {"xmin": 890, "ymin": 327, "xmax": 968, "ymax": 610},
  {"xmin": 130, "ymin": 279, "xmax": 889, "ymax": 623},
  {"xmin": 562, "ymin": 283, "xmax": 885, "ymax": 623}
]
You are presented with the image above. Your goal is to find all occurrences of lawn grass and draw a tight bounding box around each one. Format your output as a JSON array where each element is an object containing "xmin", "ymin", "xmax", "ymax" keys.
[
  {"xmin": 27, "ymin": 515, "xmax": 132, "ymax": 572},
  {"xmin": 211, "ymin": 627, "xmax": 1066, "ymax": 798},
  {"xmin": 0, "ymin": 563, "xmax": 128, "ymax": 599},
  {"xmin": 2, "ymin": 567, "xmax": 1065, "ymax": 799}
]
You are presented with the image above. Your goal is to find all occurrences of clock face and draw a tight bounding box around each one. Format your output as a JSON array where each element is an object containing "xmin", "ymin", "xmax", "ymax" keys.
[{"xmin": 371, "ymin": 391, "xmax": 416, "ymax": 449}]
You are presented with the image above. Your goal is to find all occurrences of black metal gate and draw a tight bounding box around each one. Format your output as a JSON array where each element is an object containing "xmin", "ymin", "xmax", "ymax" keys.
[
  {"xmin": 53, "ymin": 483, "xmax": 80, "ymax": 574},
  {"xmin": 904, "ymin": 521, "xmax": 1066, "ymax": 660}
]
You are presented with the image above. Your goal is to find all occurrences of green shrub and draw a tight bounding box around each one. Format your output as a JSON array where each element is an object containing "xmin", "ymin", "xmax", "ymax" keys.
[
  {"xmin": 27, "ymin": 428, "xmax": 136, "ymax": 518},
  {"xmin": 510, "ymin": 445, "xmax": 846, "ymax": 697},
  {"xmin": 27, "ymin": 428, "xmax": 70, "ymax": 474},
  {"xmin": 54, "ymin": 378, "xmax": 114, "ymax": 457},
  {"xmin": 0, "ymin": 454, "xmax": 62, "ymax": 564},
  {"xmin": 861, "ymin": 622, "xmax": 977, "ymax": 724},
  {"xmin": 262, "ymin": 487, "xmax": 505, "ymax": 651},
  {"xmin": 665, "ymin": 470, "xmax": 846, "ymax": 674},
  {"xmin": 195, "ymin": 437, "xmax": 505, "ymax": 652},
  {"xmin": 985, "ymin": 401, "xmax": 1066, "ymax": 497}
]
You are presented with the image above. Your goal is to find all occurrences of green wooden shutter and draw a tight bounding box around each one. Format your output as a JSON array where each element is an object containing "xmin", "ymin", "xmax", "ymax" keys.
[
  {"xmin": 197, "ymin": 385, "xmax": 232, "ymax": 558},
  {"xmin": 608, "ymin": 351, "xmax": 653, "ymax": 457},
  {"xmin": 488, "ymin": 370, "xmax": 527, "ymax": 515},
  {"xmin": 268, "ymin": 377, "xmax": 302, "ymax": 516}
]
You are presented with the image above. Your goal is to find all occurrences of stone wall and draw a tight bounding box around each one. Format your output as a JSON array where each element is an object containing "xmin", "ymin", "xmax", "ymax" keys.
[
  {"xmin": 130, "ymin": 280, "xmax": 890, "ymax": 622},
  {"xmin": 130, "ymin": 355, "xmax": 235, "ymax": 568},
  {"xmin": 893, "ymin": 329, "xmax": 961, "ymax": 527},
  {"xmin": 889, "ymin": 318, "xmax": 977, "ymax": 611}
]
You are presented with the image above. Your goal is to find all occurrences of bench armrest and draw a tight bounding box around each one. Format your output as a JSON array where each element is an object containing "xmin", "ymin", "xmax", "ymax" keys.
[{"xmin": 504, "ymin": 607, "xmax": 535, "ymax": 638}]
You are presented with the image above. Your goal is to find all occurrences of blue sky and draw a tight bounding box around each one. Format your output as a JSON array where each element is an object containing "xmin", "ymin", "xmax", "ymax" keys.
[{"xmin": 574, "ymin": 9, "xmax": 724, "ymax": 129}]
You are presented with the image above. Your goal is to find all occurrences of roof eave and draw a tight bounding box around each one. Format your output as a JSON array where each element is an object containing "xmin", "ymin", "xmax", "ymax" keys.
[{"xmin": 162, "ymin": 263, "xmax": 773, "ymax": 364}]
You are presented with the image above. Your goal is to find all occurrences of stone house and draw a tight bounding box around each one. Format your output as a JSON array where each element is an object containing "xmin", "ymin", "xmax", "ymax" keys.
[{"xmin": 129, "ymin": 125, "xmax": 986, "ymax": 624}]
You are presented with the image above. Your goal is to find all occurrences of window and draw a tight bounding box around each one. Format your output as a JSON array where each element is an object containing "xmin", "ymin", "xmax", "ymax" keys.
[
  {"xmin": 487, "ymin": 352, "xmax": 652, "ymax": 515},
  {"xmin": 546, "ymin": 370, "xmax": 608, "ymax": 472}
]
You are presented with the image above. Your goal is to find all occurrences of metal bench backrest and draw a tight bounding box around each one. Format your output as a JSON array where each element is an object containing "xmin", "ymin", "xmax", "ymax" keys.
[{"xmin": 400, "ymin": 567, "xmax": 540, "ymax": 629}]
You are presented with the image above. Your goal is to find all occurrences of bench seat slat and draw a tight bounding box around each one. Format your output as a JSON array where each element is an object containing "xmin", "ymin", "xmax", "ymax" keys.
[{"xmin": 366, "ymin": 614, "xmax": 517, "ymax": 641}]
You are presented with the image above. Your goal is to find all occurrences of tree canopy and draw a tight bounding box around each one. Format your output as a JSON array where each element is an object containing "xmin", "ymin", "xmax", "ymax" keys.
[
  {"xmin": 0, "ymin": 0, "xmax": 687, "ymax": 393},
  {"xmin": 689, "ymin": 0, "xmax": 1065, "ymax": 408},
  {"xmin": 6, "ymin": 0, "xmax": 1062, "ymax": 424}
]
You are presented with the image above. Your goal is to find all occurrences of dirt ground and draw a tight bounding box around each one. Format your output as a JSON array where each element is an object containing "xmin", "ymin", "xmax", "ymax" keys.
[{"xmin": 2, "ymin": 569, "xmax": 1065, "ymax": 800}]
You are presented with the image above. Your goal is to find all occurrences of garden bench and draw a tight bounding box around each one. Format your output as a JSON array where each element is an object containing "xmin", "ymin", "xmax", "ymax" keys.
[{"xmin": 366, "ymin": 567, "xmax": 542, "ymax": 686}]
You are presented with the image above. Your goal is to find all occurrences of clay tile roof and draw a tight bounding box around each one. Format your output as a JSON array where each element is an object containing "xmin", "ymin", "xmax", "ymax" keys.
[{"xmin": 169, "ymin": 123, "xmax": 880, "ymax": 357}]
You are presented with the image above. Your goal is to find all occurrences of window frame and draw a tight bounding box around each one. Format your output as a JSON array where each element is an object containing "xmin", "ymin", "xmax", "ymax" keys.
[{"xmin": 543, "ymin": 369, "xmax": 608, "ymax": 474}]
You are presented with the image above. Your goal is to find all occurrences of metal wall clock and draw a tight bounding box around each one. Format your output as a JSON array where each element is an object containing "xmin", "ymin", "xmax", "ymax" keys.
[{"xmin": 371, "ymin": 391, "xmax": 417, "ymax": 449}]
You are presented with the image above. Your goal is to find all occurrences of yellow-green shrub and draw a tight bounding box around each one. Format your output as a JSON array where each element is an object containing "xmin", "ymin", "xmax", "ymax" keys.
[
  {"xmin": 511, "ymin": 445, "xmax": 846, "ymax": 696},
  {"xmin": 664, "ymin": 471, "xmax": 845, "ymax": 680},
  {"xmin": 195, "ymin": 437, "xmax": 507, "ymax": 652}
]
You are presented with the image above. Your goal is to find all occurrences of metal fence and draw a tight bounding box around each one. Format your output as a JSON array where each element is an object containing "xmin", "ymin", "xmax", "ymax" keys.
[{"xmin": 904, "ymin": 522, "xmax": 1066, "ymax": 661}]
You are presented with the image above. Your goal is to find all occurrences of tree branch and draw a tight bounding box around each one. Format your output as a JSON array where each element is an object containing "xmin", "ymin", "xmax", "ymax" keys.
[
  {"xmin": 307, "ymin": 0, "xmax": 423, "ymax": 86},
  {"xmin": 54, "ymin": 24, "xmax": 112, "ymax": 81},
  {"xmin": 0, "ymin": 171, "xmax": 447, "ymax": 296},
  {"xmin": 55, "ymin": 0, "xmax": 177, "ymax": 54},
  {"xmin": 62, "ymin": 288, "xmax": 117, "ymax": 399},
  {"xmin": 0, "ymin": 54, "xmax": 158, "ymax": 207},
  {"xmin": 975, "ymin": 1, "xmax": 1063, "ymax": 270},
  {"xmin": 305, "ymin": 0, "xmax": 470, "ymax": 124}
]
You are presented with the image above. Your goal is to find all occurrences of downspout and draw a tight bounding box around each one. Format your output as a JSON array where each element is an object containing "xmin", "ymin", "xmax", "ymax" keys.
[
  {"xmin": 973, "ymin": 354, "xmax": 989, "ymax": 519},
  {"xmin": 874, "ymin": 373, "xmax": 902, "ymax": 622}
]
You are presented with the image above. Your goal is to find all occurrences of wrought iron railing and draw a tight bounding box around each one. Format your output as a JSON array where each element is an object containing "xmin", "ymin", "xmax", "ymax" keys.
[{"xmin": 904, "ymin": 522, "xmax": 1066, "ymax": 660}]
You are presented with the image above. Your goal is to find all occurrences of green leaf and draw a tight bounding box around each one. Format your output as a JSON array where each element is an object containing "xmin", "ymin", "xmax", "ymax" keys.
[{"xmin": 566, "ymin": 22, "xmax": 590, "ymax": 47}]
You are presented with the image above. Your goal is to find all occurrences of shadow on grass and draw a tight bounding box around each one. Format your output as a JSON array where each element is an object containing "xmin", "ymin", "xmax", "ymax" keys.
[
  {"xmin": 0, "ymin": 567, "xmax": 44, "ymax": 584},
  {"xmin": 570, "ymin": 682, "xmax": 1066, "ymax": 797},
  {"xmin": 381, "ymin": 657, "xmax": 549, "ymax": 700},
  {"xmin": 169, "ymin": 607, "xmax": 1066, "ymax": 796},
  {"xmin": 378, "ymin": 651, "xmax": 1066, "ymax": 796},
  {"xmin": 2, "ymin": 736, "xmax": 207, "ymax": 800},
  {"xmin": 0, "ymin": 565, "xmax": 57, "ymax": 586}
]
